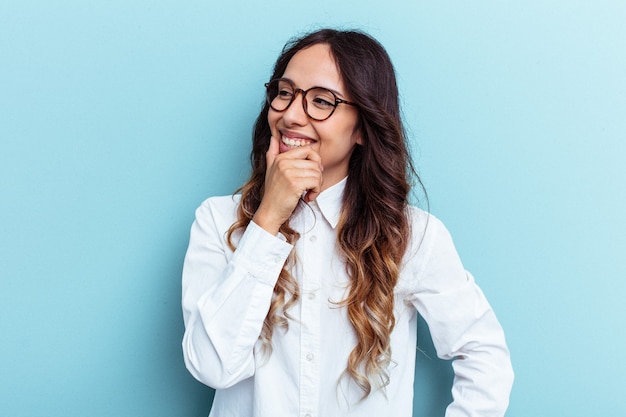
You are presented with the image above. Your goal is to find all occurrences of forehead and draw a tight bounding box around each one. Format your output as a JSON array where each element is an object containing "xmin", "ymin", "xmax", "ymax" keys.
[{"xmin": 281, "ymin": 44, "xmax": 346, "ymax": 92}]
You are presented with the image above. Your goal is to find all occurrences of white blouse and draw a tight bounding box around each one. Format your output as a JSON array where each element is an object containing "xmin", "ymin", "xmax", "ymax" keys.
[{"xmin": 182, "ymin": 178, "xmax": 513, "ymax": 417}]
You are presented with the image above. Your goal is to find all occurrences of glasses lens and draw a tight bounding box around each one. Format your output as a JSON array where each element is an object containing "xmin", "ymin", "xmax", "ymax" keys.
[
  {"xmin": 305, "ymin": 87, "xmax": 337, "ymax": 120},
  {"xmin": 267, "ymin": 79, "xmax": 294, "ymax": 111}
]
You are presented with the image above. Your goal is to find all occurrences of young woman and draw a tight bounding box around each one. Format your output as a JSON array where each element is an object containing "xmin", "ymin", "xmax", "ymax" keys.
[{"xmin": 182, "ymin": 29, "xmax": 513, "ymax": 417}]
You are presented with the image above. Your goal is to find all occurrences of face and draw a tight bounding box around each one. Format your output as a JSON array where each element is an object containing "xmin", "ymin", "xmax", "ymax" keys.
[{"xmin": 268, "ymin": 43, "xmax": 362, "ymax": 191}]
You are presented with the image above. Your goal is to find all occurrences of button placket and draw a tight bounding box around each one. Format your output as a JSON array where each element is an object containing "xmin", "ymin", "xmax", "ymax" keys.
[{"xmin": 298, "ymin": 208, "xmax": 321, "ymax": 417}]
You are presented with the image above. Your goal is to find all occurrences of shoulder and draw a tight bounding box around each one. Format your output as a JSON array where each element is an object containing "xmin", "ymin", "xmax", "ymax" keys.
[
  {"xmin": 394, "ymin": 206, "xmax": 469, "ymax": 296},
  {"xmin": 406, "ymin": 205, "xmax": 449, "ymax": 244},
  {"xmin": 194, "ymin": 194, "xmax": 242, "ymax": 227},
  {"xmin": 198, "ymin": 194, "xmax": 241, "ymax": 211},
  {"xmin": 403, "ymin": 205, "xmax": 461, "ymax": 275}
]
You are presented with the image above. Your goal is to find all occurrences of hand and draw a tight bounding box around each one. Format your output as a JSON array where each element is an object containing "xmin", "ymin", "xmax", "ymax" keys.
[{"xmin": 252, "ymin": 136, "xmax": 323, "ymax": 235}]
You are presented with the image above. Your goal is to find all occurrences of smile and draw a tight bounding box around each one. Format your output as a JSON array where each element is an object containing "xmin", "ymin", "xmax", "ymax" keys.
[{"xmin": 282, "ymin": 136, "xmax": 314, "ymax": 148}]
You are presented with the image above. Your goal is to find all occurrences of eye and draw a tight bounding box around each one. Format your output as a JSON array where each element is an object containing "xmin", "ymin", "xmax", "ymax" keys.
[
  {"xmin": 312, "ymin": 97, "xmax": 334, "ymax": 108},
  {"xmin": 275, "ymin": 81, "xmax": 295, "ymax": 100},
  {"xmin": 277, "ymin": 88, "xmax": 293, "ymax": 100},
  {"xmin": 310, "ymin": 89, "xmax": 336, "ymax": 109}
]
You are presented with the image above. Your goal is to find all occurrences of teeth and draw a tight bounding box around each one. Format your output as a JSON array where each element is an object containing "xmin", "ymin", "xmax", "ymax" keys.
[{"xmin": 282, "ymin": 136, "xmax": 311, "ymax": 147}]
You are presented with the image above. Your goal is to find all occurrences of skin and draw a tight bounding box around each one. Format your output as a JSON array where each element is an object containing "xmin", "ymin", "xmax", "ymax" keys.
[{"xmin": 252, "ymin": 43, "xmax": 362, "ymax": 235}]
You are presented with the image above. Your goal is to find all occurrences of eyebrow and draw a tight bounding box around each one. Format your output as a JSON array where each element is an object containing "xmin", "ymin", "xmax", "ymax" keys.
[{"xmin": 280, "ymin": 77, "xmax": 347, "ymax": 99}]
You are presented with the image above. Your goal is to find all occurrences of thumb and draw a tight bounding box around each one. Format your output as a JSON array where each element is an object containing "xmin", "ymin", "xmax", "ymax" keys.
[{"xmin": 266, "ymin": 135, "xmax": 279, "ymax": 168}]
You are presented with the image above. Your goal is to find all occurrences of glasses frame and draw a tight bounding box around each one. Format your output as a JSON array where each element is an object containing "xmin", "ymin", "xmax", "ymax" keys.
[{"xmin": 264, "ymin": 78, "xmax": 356, "ymax": 121}]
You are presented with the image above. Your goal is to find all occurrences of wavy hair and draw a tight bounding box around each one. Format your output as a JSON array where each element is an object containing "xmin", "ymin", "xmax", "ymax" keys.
[{"xmin": 227, "ymin": 28, "xmax": 421, "ymax": 398}]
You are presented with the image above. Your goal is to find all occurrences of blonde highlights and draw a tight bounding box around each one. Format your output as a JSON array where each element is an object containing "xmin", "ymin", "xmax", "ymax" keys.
[
  {"xmin": 226, "ymin": 181, "xmax": 300, "ymax": 353},
  {"xmin": 226, "ymin": 28, "xmax": 420, "ymax": 398}
]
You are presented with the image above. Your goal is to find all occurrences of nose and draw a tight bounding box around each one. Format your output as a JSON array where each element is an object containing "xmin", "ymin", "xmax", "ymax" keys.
[{"xmin": 281, "ymin": 90, "xmax": 308, "ymax": 126}]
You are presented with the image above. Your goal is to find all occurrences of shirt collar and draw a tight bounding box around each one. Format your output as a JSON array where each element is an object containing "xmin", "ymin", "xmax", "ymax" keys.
[{"xmin": 314, "ymin": 176, "xmax": 346, "ymax": 229}]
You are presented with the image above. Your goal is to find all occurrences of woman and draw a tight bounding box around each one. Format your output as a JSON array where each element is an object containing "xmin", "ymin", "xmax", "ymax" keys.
[{"xmin": 182, "ymin": 28, "xmax": 513, "ymax": 417}]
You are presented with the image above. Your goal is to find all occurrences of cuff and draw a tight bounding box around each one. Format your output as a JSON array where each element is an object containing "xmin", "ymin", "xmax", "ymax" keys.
[{"xmin": 230, "ymin": 220, "xmax": 294, "ymax": 286}]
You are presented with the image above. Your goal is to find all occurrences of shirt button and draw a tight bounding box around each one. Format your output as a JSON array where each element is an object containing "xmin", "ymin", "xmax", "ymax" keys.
[
  {"xmin": 309, "ymin": 235, "xmax": 317, "ymax": 242},
  {"xmin": 306, "ymin": 353, "xmax": 314, "ymax": 361},
  {"xmin": 308, "ymin": 292, "xmax": 316, "ymax": 300},
  {"xmin": 304, "ymin": 414, "xmax": 312, "ymax": 417}
]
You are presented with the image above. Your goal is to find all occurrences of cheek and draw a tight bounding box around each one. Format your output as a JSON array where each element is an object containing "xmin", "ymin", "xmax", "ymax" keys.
[
  {"xmin": 267, "ymin": 110, "xmax": 279, "ymax": 130},
  {"xmin": 336, "ymin": 120, "xmax": 360, "ymax": 144}
]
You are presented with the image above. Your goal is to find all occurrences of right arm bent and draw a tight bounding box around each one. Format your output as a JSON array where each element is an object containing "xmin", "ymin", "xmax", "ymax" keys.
[{"xmin": 181, "ymin": 198, "xmax": 292, "ymax": 389}]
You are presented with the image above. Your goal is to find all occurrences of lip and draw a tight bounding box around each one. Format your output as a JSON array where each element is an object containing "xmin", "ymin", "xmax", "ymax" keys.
[
  {"xmin": 279, "ymin": 130, "xmax": 317, "ymax": 152},
  {"xmin": 280, "ymin": 130, "xmax": 316, "ymax": 141}
]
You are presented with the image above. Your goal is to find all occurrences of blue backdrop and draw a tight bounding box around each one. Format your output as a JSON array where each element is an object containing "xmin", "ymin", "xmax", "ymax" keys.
[{"xmin": 1, "ymin": 1, "xmax": 624, "ymax": 416}]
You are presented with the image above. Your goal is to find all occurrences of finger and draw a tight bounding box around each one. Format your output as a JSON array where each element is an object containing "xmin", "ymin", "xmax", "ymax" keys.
[
  {"xmin": 272, "ymin": 160, "xmax": 324, "ymax": 193},
  {"xmin": 291, "ymin": 167, "xmax": 322, "ymax": 203},
  {"xmin": 304, "ymin": 180, "xmax": 323, "ymax": 202},
  {"xmin": 278, "ymin": 144, "xmax": 323, "ymax": 172},
  {"xmin": 304, "ymin": 191, "xmax": 318, "ymax": 202},
  {"xmin": 302, "ymin": 145, "xmax": 322, "ymax": 168},
  {"xmin": 266, "ymin": 135, "xmax": 279, "ymax": 168}
]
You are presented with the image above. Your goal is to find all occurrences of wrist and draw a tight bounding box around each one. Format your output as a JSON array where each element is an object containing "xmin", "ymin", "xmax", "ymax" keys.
[{"xmin": 252, "ymin": 210, "xmax": 282, "ymax": 236}]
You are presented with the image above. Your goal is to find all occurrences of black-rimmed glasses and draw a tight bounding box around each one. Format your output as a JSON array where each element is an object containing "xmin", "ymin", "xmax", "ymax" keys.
[{"xmin": 265, "ymin": 78, "xmax": 356, "ymax": 121}]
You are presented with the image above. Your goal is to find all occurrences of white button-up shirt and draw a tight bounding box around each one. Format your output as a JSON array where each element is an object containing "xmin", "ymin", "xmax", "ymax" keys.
[{"xmin": 182, "ymin": 178, "xmax": 513, "ymax": 417}]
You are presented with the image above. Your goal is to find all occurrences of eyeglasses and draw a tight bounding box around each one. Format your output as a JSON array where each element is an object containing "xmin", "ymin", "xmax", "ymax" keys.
[{"xmin": 265, "ymin": 78, "xmax": 356, "ymax": 121}]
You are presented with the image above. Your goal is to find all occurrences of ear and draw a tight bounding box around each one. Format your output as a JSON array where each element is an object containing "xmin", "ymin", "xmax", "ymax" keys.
[{"xmin": 352, "ymin": 127, "xmax": 363, "ymax": 146}]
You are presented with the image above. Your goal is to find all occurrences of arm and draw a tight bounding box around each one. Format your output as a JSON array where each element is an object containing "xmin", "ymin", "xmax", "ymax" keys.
[
  {"xmin": 182, "ymin": 135, "xmax": 323, "ymax": 389},
  {"xmin": 408, "ymin": 216, "xmax": 514, "ymax": 417},
  {"xmin": 181, "ymin": 198, "xmax": 293, "ymax": 389}
]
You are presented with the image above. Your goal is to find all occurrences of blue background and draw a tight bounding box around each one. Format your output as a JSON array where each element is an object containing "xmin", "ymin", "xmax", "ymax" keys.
[{"xmin": 1, "ymin": 1, "xmax": 624, "ymax": 416}]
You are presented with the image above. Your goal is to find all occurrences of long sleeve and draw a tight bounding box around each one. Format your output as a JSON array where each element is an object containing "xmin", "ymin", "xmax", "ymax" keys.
[
  {"xmin": 181, "ymin": 197, "xmax": 293, "ymax": 389},
  {"xmin": 407, "ymin": 214, "xmax": 514, "ymax": 417}
]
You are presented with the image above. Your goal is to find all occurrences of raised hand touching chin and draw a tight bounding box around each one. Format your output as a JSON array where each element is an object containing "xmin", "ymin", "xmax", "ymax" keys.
[{"xmin": 252, "ymin": 135, "xmax": 323, "ymax": 235}]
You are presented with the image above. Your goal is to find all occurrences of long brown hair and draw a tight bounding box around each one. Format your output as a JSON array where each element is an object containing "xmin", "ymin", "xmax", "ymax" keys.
[{"xmin": 227, "ymin": 28, "xmax": 421, "ymax": 398}]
